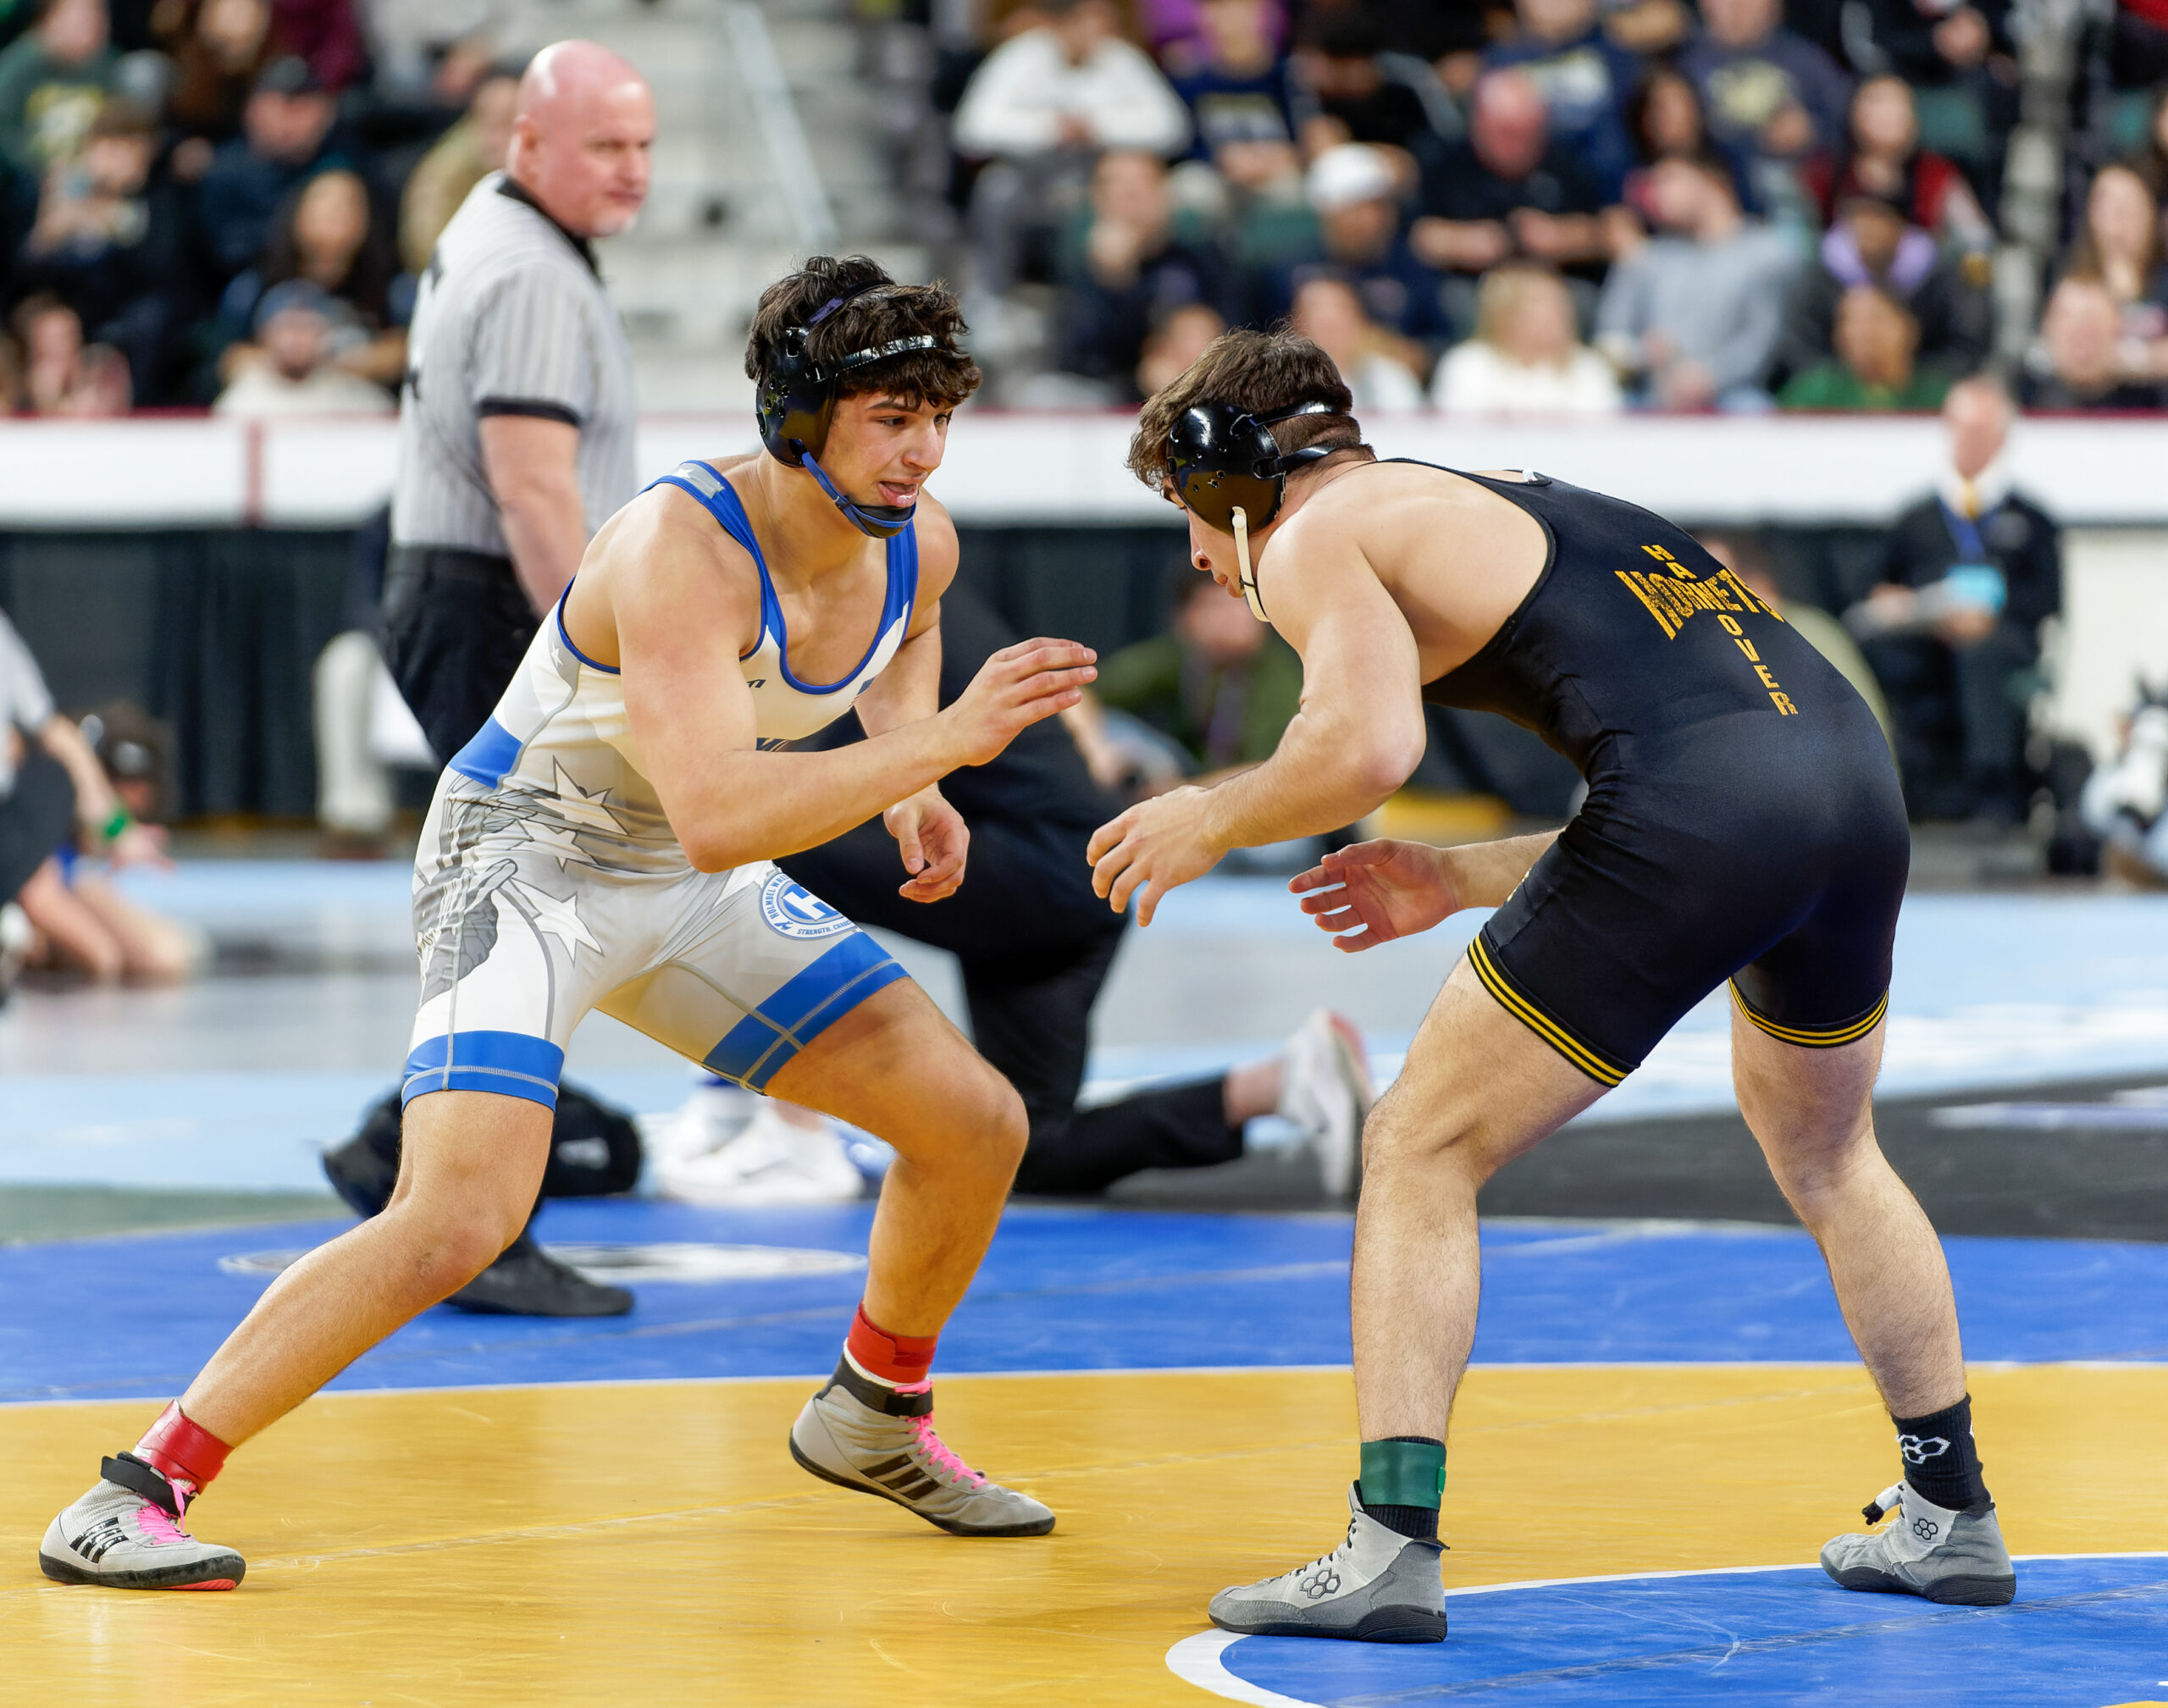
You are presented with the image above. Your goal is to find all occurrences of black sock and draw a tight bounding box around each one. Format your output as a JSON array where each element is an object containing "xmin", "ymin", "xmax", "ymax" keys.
[
  {"xmin": 1358, "ymin": 1435, "xmax": 1443, "ymax": 1542},
  {"xmin": 1892, "ymin": 1394, "xmax": 1989, "ymax": 1511}
]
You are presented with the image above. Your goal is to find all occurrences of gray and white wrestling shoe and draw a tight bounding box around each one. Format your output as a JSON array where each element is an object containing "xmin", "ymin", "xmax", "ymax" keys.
[
  {"xmin": 788, "ymin": 1361, "xmax": 1055, "ymax": 1537},
  {"xmin": 39, "ymin": 1454, "xmax": 246, "ymax": 1590},
  {"xmin": 1280, "ymin": 1009, "xmax": 1374, "ymax": 1200},
  {"xmin": 1209, "ymin": 1485, "xmax": 1446, "ymax": 1643},
  {"xmin": 1821, "ymin": 1481, "xmax": 2016, "ymax": 1606}
]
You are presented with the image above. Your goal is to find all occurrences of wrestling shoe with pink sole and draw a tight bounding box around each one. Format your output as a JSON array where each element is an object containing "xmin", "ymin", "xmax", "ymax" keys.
[
  {"xmin": 788, "ymin": 1361, "xmax": 1055, "ymax": 1537},
  {"xmin": 40, "ymin": 1453, "xmax": 246, "ymax": 1590}
]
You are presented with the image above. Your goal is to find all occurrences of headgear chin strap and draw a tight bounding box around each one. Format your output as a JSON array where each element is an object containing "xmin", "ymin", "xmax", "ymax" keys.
[
  {"xmin": 1164, "ymin": 401, "xmax": 1340, "ymax": 622},
  {"xmin": 755, "ymin": 280, "xmax": 943, "ymax": 540}
]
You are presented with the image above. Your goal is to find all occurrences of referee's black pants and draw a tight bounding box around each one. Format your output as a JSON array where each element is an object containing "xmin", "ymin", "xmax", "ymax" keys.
[{"xmin": 780, "ymin": 813, "xmax": 1243, "ymax": 1199}]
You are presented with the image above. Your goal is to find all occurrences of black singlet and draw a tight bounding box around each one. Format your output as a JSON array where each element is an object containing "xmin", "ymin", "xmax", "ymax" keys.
[{"xmin": 1382, "ymin": 463, "xmax": 1909, "ymax": 1086}]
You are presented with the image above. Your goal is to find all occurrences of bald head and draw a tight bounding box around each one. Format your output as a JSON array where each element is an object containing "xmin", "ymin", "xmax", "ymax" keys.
[{"xmin": 506, "ymin": 40, "xmax": 654, "ymax": 239}]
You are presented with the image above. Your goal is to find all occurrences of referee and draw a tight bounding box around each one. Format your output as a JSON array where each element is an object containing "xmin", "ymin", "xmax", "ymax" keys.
[{"xmin": 351, "ymin": 40, "xmax": 654, "ymax": 1316}]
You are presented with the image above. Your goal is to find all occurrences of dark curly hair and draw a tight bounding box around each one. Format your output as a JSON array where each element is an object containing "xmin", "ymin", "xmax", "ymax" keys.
[
  {"xmin": 1126, "ymin": 327, "xmax": 1364, "ymax": 495},
  {"xmin": 744, "ymin": 255, "xmax": 981, "ymax": 411}
]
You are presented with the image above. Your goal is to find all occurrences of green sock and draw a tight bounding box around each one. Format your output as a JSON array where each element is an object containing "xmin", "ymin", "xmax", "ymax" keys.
[{"xmin": 1358, "ymin": 1436, "xmax": 1445, "ymax": 1541}]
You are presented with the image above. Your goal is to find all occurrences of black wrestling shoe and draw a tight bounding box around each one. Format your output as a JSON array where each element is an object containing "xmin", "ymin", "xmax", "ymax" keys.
[
  {"xmin": 320, "ymin": 1115, "xmax": 399, "ymax": 1219},
  {"xmin": 445, "ymin": 1230, "xmax": 633, "ymax": 1318}
]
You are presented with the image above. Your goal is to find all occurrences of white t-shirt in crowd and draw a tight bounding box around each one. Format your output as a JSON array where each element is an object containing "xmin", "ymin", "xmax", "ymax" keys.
[
  {"xmin": 0, "ymin": 608, "xmax": 57, "ymax": 798},
  {"xmin": 1430, "ymin": 340, "xmax": 1624, "ymax": 417},
  {"xmin": 953, "ymin": 28, "xmax": 1191, "ymax": 159},
  {"xmin": 1342, "ymin": 351, "xmax": 1427, "ymax": 414}
]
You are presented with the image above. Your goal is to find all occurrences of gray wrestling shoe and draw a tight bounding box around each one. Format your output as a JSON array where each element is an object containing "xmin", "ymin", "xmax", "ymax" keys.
[
  {"xmin": 1821, "ymin": 1481, "xmax": 2016, "ymax": 1606},
  {"xmin": 788, "ymin": 1360, "xmax": 1055, "ymax": 1537},
  {"xmin": 1209, "ymin": 1485, "xmax": 1446, "ymax": 1643},
  {"xmin": 39, "ymin": 1454, "xmax": 246, "ymax": 1590}
]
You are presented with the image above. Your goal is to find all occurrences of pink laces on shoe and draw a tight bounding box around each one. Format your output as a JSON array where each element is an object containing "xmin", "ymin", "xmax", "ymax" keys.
[
  {"xmin": 908, "ymin": 1413, "xmax": 987, "ymax": 1488},
  {"xmin": 136, "ymin": 1501, "xmax": 191, "ymax": 1547}
]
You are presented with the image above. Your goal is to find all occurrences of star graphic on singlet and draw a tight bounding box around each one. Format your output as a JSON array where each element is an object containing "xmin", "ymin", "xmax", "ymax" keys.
[
  {"xmin": 515, "ymin": 813, "xmax": 596, "ymax": 871},
  {"xmin": 513, "ymin": 879, "xmax": 601, "ymax": 959},
  {"xmin": 543, "ymin": 759, "xmax": 627, "ymax": 836}
]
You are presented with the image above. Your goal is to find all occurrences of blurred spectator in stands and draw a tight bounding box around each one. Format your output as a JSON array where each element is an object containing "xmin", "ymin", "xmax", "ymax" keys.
[
  {"xmin": 0, "ymin": 608, "xmax": 193, "ymax": 983},
  {"xmin": 1481, "ymin": 0, "xmax": 1641, "ymax": 199},
  {"xmin": 2121, "ymin": 81, "xmax": 2168, "ymax": 198},
  {"xmin": 10, "ymin": 291, "xmax": 128, "ymax": 410},
  {"xmin": 1679, "ymin": 0, "xmax": 1850, "ymax": 213},
  {"xmin": 1135, "ymin": 297, "xmax": 1223, "ymax": 394},
  {"xmin": 1838, "ymin": 0, "xmax": 2013, "ymax": 101},
  {"xmin": 210, "ymin": 163, "xmax": 401, "ymax": 392},
  {"xmin": 1168, "ymin": 0, "xmax": 1300, "ymax": 193},
  {"xmin": 1089, "ymin": 564, "xmax": 1303, "ymax": 788},
  {"xmin": 1411, "ymin": 69, "xmax": 1610, "ymax": 336},
  {"xmin": 153, "ymin": 0, "xmax": 268, "ymax": 147},
  {"xmin": 0, "ymin": 0, "xmax": 116, "ymax": 178},
  {"xmin": 1595, "ymin": 153, "xmax": 1798, "ymax": 408},
  {"xmin": 953, "ymin": 0, "xmax": 1189, "ymax": 293},
  {"xmin": 1778, "ymin": 281, "xmax": 1948, "ymax": 408},
  {"xmin": 2020, "ymin": 274, "xmax": 2168, "ymax": 408},
  {"xmin": 1287, "ymin": 6, "xmax": 1433, "ymax": 155},
  {"xmin": 1770, "ymin": 188, "xmax": 1990, "ymax": 390},
  {"xmin": 13, "ymin": 96, "xmax": 186, "ymax": 401},
  {"xmin": 211, "ymin": 276, "xmax": 393, "ymax": 412},
  {"xmin": 2060, "ymin": 163, "xmax": 2168, "ymax": 379},
  {"xmin": 1056, "ymin": 148, "xmax": 1225, "ymax": 397},
  {"xmin": 364, "ymin": 0, "xmax": 500, "ymax": 105},
  {"xmin": 1802, "ymin": 75, "xmax": 1992, "ymax": 249},
  {"xmin": 1432, "ymin": 260, "xmax": 1623, "ymax": 413},
  {"xmin": 194, "ymin": 53, "xmax": 343, "ymax": 281},
  {"xmin": 1289, "ymin": 271, "xmax": 1424, "ymax": 407},
  {"xmin": 1850, "ymin": 377, "xmax": 2057, "ymax": 821},
  {"xmin": 1700, "ymin": 529, "xmax": 1893, "ymax": 746},
  {"xmin": 1618, "ymin": 61, "xmax": 1751, "ymax": 236},
  {"xmin": 1251, "ymin": 141, "xmax": 1446, "ymax": 343},
  {"xmin": 263, "ymin": 0, "xmax": 359, "ymax": 93},
  {"xmin": 398, "ymin": 60, "xmax": 517, "ymax": 272}
]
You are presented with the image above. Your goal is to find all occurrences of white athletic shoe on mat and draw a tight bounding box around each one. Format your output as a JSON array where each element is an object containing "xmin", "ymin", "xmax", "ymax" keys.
[
  {"xmin": 1279, "ymin": 1009, "xmax": 1374, "ymax": 1199},
  {"xmin": 655, "ymin": 1102, "xmax": 866, "ymax": 1205},
  {"xmin": 1208, "ymin": 1484, "xmax": 1446, "ymax": 1642},
  {"xmin": 39, "ymin": 1455, "xmax": 245, "ymax": 1590},
  {"xmin": 645, "ymin": 1077, "xmax": 757, "ymax": 1174},
  {"xmin": 1821, "ymin": 1481, "xmax": 2016, "ymax": 1606},
  {"xmin": 789, "ymin": 1361, "xmax": 1055, "ymax": 1537}
]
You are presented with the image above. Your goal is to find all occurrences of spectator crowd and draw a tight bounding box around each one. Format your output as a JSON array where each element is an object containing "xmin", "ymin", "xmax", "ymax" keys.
[
  {"xmin": 931, "ymin": 0, "xmax": 2168, "ymax": 413},
  {"xmin": 0, "ymin": 0, "xmax": 521, "ymax": 412}
]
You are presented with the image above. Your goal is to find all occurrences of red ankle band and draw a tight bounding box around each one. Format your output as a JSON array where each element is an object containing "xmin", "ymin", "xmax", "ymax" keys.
[
  {"xmin": 846, "ymin": 1304, "xmax": 937, "ymax": 1385},
  {"xmin": 134, "ymin": 1402, "xmax": 231, "ymax": 1493}
]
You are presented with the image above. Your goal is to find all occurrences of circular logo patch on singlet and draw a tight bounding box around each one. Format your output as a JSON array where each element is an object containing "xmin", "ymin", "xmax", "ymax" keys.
[{"xmin": 759, "ymin": 871, "xmax": 854, "ymax": 941}]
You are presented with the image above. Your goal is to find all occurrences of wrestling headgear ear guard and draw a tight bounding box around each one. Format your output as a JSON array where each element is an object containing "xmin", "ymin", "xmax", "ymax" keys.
[
  {"xmin": 1164, "ymin": 400, "xmax": 1339, "ymax": 621},
  {"xmin": 756, "ymin": 281, "xmax": 943, "ymax": 540}
]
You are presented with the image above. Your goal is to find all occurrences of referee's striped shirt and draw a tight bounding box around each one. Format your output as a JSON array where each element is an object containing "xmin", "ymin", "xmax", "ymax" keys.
[{"xmin": 390, "ymin": 172, "xmax": 637, "ymax": 559}]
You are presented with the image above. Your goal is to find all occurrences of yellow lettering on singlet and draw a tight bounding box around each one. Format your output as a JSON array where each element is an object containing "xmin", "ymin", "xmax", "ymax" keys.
[
  {"xmin": 1642, "ymin": 544, "xmax": 1677, "ymax": 563},
  {"xmin": 1734, "ymin": 636, "xmax": 1760, "ymax": 662},
  {"xmin": 1754, "ymin": 664, "xmax": 1780, "ymax": 690},
  {"xmin": 1771, "ymin": 692, "xmax": 1800, "ymax": 716},
  {"xmin": 1617, "ymin": 571, "xmax": 1679, "ymax": 638},
  {"xmin": 1718, "ymin": 614, "xmax": 1744, "ymax": 636}
]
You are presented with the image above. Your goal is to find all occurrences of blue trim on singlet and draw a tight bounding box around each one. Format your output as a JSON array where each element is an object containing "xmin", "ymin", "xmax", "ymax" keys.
[
  {"xmin": 647, "ymin": 463, "xmax": 918, "ymax": 692},
  {"xmin": 701, "ymin": 933, "xmax": 907, "ymax": 1092},
  {"xmin": 401, "ymin": 1030, "xmax": 566, "ymax": 1109},
  {"xmin": 448, "ymin": 716, "xmax": 523, "ymax": 789},
  {"xmin": 554, "ymin": 584, "xmax": 619, "ymax": 676}
]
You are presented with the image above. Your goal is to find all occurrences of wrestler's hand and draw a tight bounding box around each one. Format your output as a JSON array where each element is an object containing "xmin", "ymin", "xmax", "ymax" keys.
[
  {"xmin": 1289, "ymin": 838, "xmax": 1459, "ymax": 951},
  {"xmin": 886, "ymin": 786, "xmax": 969, "ymax": 903},
  {"xmin": 1086, "ymin": 785, "xmax": 1221, "ymax": 926},
  {"xmin": 944, "ymin": 638, "xmax": 1098, "ymax": 767}
]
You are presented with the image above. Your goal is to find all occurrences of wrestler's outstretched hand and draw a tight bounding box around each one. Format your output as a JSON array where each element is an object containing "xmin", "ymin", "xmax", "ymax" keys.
[
  {"xmin": 886, "ymin": 786, "xmax": 969, "ymax": 903},
  {"xmin": 944, "ymin": 638, "xmax": 1098, "ymax": 767},
  {"xmin": 1289, "ymin": 838, "xmax": 1461, "ymax": 951}
]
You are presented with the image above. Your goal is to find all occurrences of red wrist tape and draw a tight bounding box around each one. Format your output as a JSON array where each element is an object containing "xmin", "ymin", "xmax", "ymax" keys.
[
  {"xmin": 846, "ymin": 1303, "xmax": 938, "ymax": 1385},
  {"xmin": 134, "ymin": 1401, "xmax": 232, "ymax": 1494}
]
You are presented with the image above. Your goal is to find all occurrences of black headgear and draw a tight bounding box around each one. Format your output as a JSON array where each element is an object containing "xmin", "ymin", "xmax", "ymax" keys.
[
  {"xmin": 755, "ymin": 281, "xmax": 942, "ymax": 540},
  {"xmin": 1164, "ymin": 400, "xmax": 1340, "ymax": 619},
  {"xmin": 1164, "ymin": 401, "xmax": 1340, "ymax": 533}
]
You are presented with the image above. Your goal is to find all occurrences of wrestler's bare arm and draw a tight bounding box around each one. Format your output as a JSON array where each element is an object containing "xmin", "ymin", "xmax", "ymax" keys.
[{"xmin": 1197, "ymin": 522, "xmax": 1430, "ymax": 850}]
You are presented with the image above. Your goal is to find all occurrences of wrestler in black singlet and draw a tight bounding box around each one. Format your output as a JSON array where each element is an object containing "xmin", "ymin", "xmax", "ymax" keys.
[{"xmin": 1408, "ymin": 464, "xmax": 1910, "ymax": 1086}]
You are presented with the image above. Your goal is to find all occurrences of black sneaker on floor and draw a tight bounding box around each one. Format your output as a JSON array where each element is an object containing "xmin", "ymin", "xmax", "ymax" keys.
[
  {"xmin": 445, "ymin": 1230, "xmax": 633, "ymax": 1318},
  {"xmin": 320, "ymin": 1119, "xmax": 399, "ymax": 1219}
]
